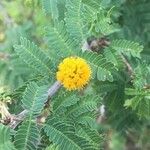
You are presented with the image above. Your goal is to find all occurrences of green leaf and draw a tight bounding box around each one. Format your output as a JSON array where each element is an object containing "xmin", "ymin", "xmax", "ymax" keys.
[
  {"xmin": 45, "ymin": 22, "xmax": 75, "ymax": 58},
  {"xmin": 111, "ymin": 39, "xmax": 144, "ymax": 58},
  {"xmin": 65, "ymin": 0, "xmax": 86, "ymax": 45},
  {"xmin": 78, "ymin": 126, "xmax": 103, "ymax": 149},
  {"xmin": 0, "ymin": 124, "xmax": 16, "ymax": 150},
  {"xmin": 103, "ymin": 48, "xmax": 124, "ymax": 68},
  {"xmin": 79, "ymin": 51, "xmax": 116, "ymax": 81},
  {"xmin": 22, "ymin": 82, "xmax": 48, "ymax": 119},
  {"xmin": 97, "ymin": 67, "xmax": 113, "ymax": 82},
  {"xmin": 77, "ymin": 115, "xmax": 97, "ymax": 129},
  {"xmin": 44, "ymin": 117, "xmax": 96, "ymax": 150},
  {"xmin": 125, "ymin": 88, "xmax": 144, "ymax": 96},
  {"xmin": 133, "ymin": 64, "xmax": 150, "ymax": 89},
  {"xmin": 42, "ymin": 0, "xmax": 59, "ymax": 21},
  {"xmin": 14, "ymin": 121, "xmax": 40, "ymax": 150},
  {"xmin": 52, "ymin": 90, "xmax": 80, "ymax": 114},
  {"xmin": 82, "ymin": 0, "xmax": 102, "ymax": 10},
  {"xmin": 95, "ymin": 10, "xmax": 119, "ymax": 36},
  {"xmin": 45, "ymin": 144, "xmax": 59, "ymax": 150},
  {"xmin": 65, "ymin": 95, "xmax": 98, "ymax": 119},
  {"xmin": 14, "ymin": 37, "xmax": 53, "ymax": 76},
  {"xmin": 125, "ymin": 88, "xmax": 150, "ymax": 119}
]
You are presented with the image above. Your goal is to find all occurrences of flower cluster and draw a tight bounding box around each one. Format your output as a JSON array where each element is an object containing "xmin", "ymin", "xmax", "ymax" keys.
[{"xmin": 56, "ymin": 57, "xmax": 91, "ymax": 90}]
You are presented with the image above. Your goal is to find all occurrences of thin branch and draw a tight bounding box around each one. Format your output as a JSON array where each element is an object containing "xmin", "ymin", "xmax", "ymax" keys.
[
  {"xmin": 120, "ymin": 54, "xmax": 134, "ymax": 77},
  {"xmin": 84, "ymin": 38, "xmax": 134, "ymax": 77},
  {"xmin": 83, "ymin": 38, "xmax": 134, "ymax": 124},
  {"xmin": 9, "ymin": 81, "xmax": 61, "ymax": 129},
  {"xmin": 143, "ymin": 84, "xmax": 150, "ymax": 89},
  {"xmin": 0, "ymin": 52, "xmax": 10, "ymax": 61},
  {"xmin": 48, "ymin": 81, "xmax": 61, "ymax": 97}
]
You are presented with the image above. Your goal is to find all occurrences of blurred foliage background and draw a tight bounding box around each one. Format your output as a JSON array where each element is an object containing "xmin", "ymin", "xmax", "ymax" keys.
[{"xmin": 0, "ymin": 0, "xmax": 149, "ymax": 150}]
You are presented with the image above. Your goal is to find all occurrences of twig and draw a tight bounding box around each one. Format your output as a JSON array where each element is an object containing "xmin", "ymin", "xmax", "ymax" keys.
[
  {"xmin": 0, "ymin": 52, "xmax": 10, "ymax": 60},
  {"xmin": 84, "ymin": 38, "xmax": 134, "ymax": 77},
  {"xmin": 9, "ymin": 81, "xmax": 61, "ymax": 129},
  {"xmin": 143, "ymin": 84, "xmax": 150, "ymax": 89},
  {"xmin": 48, "ymin": 81, "xmax": 61, "ymax": 97},
  {"xmin": 120, "ymin": 54, "xmax": 134, "ymax": 77},
  {"xmin": 83, "ymin": 38, "xmax": 134, "ymax": 124}
]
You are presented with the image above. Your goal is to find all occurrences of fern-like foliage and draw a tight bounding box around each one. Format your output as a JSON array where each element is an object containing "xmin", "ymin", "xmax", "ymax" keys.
[
  {"xmin": 65, "ymin": 95, "xmax": 98, "ymax": 119},
  {"xmin": 14, "ymin": 121, "xmax": 40, "ymax": 150},
  {"xmin": 22, "ymin": 82, "xmax": 48, "ymax": 119},
  {"xmin": 51, "ymin": 89, "xmax": 100, "ymax": 133},
  {"xmin": 45, "ymin": 144, "xmax": 59, "ymax": 150},
  {"xmin": 133, "ymin": 64, "xmax": 150, "ymax": 89},
  {"xmin": 95, "ymin": 10, "xmax": 119, "ymax": 36},
  {"xmin": 52, "ymin": 89, "xmax": 99, "ymax": 120},
  {"xmin": 111, "ymin": 39, "xmax": 144, "ymax": 58},
  {"xmin": 0, "ymin": 124, "xmax": 16, "ymax": 150},
  {"xmin": 77, "ymin": 126, "xmax": 103, "ymax": 150},
  {"xmin": 52, "ymin": 90, "xmax": 80, "ymax": 114},
  {"xmin": 119, "ymin": 0, "xmax": 150, "ymax": 48},
  {"xmin": 103, "ymin": 47, "xmax": 124, "ymax": 69},
  {"xmin": 82, "ymin": 0, "xmax": 102, "ymax": 10},
  {"xmin": 81, "ymin": 2, "xmax": 98, "ymax": 25},
  {"xmin": 124, "ymin": 88, "xmax": 150, "ymax": 119},
  {"xmin": 1, "ymin": 0, "xmax": 148, "ymax": 149},
  {"xmin": 79, "ymin": 51, "xmax": 116, "ymax": 81},
  {"xmin": 42, "ymin": 0, "xmax": 58, "ymax": 21},
  {"xmin": 45, "ymin": 88, "xmax": 102, "ymax": 149},
  {"xmin": 0, "ymin": 53, "xmax": 31, "ymax": 90},
  {"xmin": 45, "ymin": 22, "xmax": 75, "ymax": 58},
  {"xmin": 14, "ymin": 37, "xmax": 53, "ymax": 76},
  {"xmin": 65, "ymin": 0, "xmax": 86, "ymax": 45},
  {"xmin": 44, "ymin": 117, "xmax": 98, "ymax": 150},
  {"xmin": 14, "ymin": 82, "xmax": 48, "ymax": 149}
]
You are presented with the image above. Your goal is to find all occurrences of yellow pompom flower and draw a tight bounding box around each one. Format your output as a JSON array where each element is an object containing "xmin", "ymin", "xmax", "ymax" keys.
[{"xmin": 56, "ymin": 57, "xmax": 91, "ymax": 90}]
